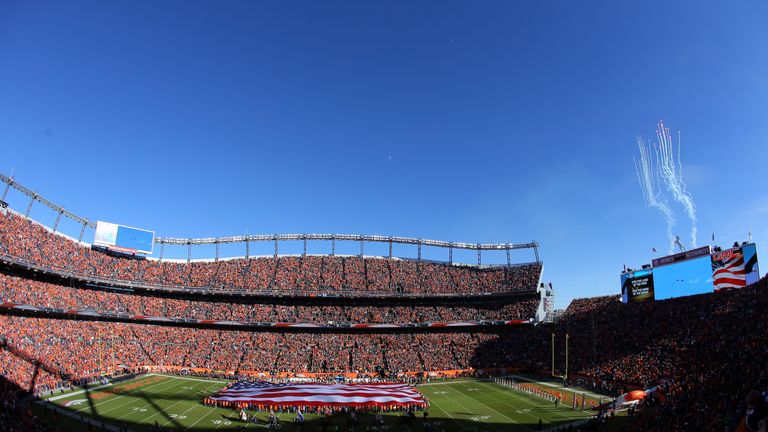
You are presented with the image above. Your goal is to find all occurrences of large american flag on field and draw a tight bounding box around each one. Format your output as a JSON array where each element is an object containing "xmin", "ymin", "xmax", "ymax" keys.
[
  {"xmin": 210, "ymin": 381, "xmax": 428, "ymax": 408},
  {"xmin": 712, "ymin": 250, "xmax": 747, "ymax": 290}
]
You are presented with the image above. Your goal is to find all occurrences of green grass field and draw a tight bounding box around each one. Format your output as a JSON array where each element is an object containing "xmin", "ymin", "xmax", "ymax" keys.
[{"xmin": 35, "ymin": 374, "xmax": 602, "ymax": 432}]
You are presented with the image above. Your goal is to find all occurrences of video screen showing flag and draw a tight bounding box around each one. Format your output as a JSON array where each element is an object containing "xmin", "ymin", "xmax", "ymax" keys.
[
  {"xmin": 209, "ymin": 381, "xmax": 428, "ymax": 409},
  {"xmin": 621, "ymin": 269, "xmax": 654, "ymax": 303},
  {"xmin": 711, "ymin": 243, "xmax": 760, "ymax": 291}
]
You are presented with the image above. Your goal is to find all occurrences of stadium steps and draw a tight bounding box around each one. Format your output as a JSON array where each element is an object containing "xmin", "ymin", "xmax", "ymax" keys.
[
  {"xmin": 236, "ymin": 341, "xmax": 247, "ymax": 371},
  {"xmin": 129, "ymin": 328, "xmax": 155, "ymax": 364},
  {"xmin": 341, "ymin": 257, "xmax": 348, "ymax": 290},
  {"xmin": 268, "ymin": 259, "xmax": 278, "ymax": 290},
  {"xmin": 380, "ymin": 337, "xmax": 391, "ymax": 372}
]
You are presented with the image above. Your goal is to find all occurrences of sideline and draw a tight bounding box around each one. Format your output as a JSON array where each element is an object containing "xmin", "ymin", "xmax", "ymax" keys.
[
  {"xmin": 509, "ymin": 376, "xmax": 611, "ymax": 400},
  {"xmin": 148, "ymin": 373, "xmax": 229, "ymax": 384},
  {"xmin": 35, "ymin": 403, "xmax": 123, "ymax": 432},
  {"xmin": 47, "ymin": 382, "xmax": 114, "ymax": 402},
  {"xmin": 419, "ymin": 378, "xmax": 484, "ymax": 386}
]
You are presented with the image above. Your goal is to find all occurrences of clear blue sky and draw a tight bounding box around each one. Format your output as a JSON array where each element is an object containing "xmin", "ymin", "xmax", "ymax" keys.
[{"xmin": 1, "ymin": 1, "xmax": 767, "ymax": 308}]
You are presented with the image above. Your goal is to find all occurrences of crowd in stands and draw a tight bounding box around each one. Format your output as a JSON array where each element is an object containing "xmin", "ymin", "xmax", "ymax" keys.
[
  {"xmin": 0, "ymin": 315, "xmax": 505, "ymax": 395},
  {"xmin": 0, "ymin": 211, "xmax": 542, "ymax": 295},
  {"xmin": 472, "ymin": 278, "xmax": 768, "ymax": 431},
  {"xmin": 560, "ymin": 295, "xmax": 620, "ymax": 318},
  {"xmin": 0, "ymin": 273, "xmax": 539, "ymax": 324},
  {"xmin": 1, "ymin": 283, "xmax": 765, "ymax": 431},
  {"xmin": 0, "ymin": 210, "xmax": 544, "ymax": 430},
  {"xmin": 0, "ymin": 376, "xmax": 52, "ymax": 432},
  {"xmin": 573, "ymin": 281, "xmax": 768, "ymax": 431}
]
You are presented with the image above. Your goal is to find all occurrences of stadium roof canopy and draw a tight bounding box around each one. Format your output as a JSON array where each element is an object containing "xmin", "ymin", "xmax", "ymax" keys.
[{"xmin": 1, "ymin": 173, "xmax": 539, "ymax": 264}]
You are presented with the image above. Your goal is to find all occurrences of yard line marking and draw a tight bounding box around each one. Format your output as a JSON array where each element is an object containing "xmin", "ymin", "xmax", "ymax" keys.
[
  {"xmin": 492, "ymin": 381, "xmax": 593, "ymax": 422},
  {"xmin": 141, "ymin": 398, "xmax": 189, "ymax": 425},
  {"xmin": 184, "ymin": 405, "xmax": 233, "ymax": 431},
  {"xmin": 115, "ymin": 378, "xmax": 208, "ymax": 424},
  {"xmin": 37, "ymin": 377, "xmax": 184, "ymax": 432},
  {"xmin": 451, "ymin": 382, "xmax": 535, "ymax": 432},
  {"xmin": 160, "ymin": 404, "xmax": 199, "ymax": 427},
  {"xmin": 482, "ymin": 382, "xmax": 580, "ymax": 426},
  {"xmin": 428, "ymin": 383, "xmax": 517, "ymax": 432},
  {"xmin": 45, "ymin": 372, "xmax": 211, "ymax": 402},
  {"xmin": 419, "ymin": 379, "xmax": 481, "ymax": 386},
  {"xmin": 148, "ymin": 372, "xmax": 228, "ymax": 384},
  {"xmin": 489, "ymin": 381, "xmax": 593, "ymax": 423},
  {"xmin": 417, "ymin": 391, "xmax": 464, "ymax": 431},
  {"xmin": 71, "ymin": 376, "xmax": 179, "ymax": 415}
]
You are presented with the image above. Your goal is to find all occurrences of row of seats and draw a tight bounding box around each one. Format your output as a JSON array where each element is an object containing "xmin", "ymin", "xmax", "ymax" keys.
[
  {"xmin": 0, "ymin": 211, "xmax": 542, "ymax": 295},
  {"xmin": 0, "ymin": 273, "xmax": 539, "ymax": 324}
]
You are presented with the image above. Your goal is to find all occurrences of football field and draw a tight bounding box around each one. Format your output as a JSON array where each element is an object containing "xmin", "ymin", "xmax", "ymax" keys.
[{"xmin": 37, "ymin": 374, "xmax": 596, "ymax": 431}]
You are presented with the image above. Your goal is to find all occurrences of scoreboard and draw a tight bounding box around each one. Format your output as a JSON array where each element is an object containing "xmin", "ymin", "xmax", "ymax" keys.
[
  {"xmin": 94, "ymin": 221, "xmax": 155, "ymax": 255},
  {"xmin": 653, "ymin": 254, "xmax": 713, "ymax": 300},
  {"xmin": 711, "ymin": 243, "xmax": 760, "ymax": 291},
  {"xmin": 621, "ymin": 268, "xmax": 654, "ymax": 303},
  {"xmin": 620, "ymin": 243, "xmax": 760, "ymax": 302}
]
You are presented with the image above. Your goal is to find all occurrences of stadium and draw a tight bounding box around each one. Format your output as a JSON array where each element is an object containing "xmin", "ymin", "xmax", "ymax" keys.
[
  {"xmin": 1, "ymin": 171, "xmax": 766, "ymax": 432},
  {"xmin": 2, "ymin": 3, "xmax": 768, "ymax": 432}
]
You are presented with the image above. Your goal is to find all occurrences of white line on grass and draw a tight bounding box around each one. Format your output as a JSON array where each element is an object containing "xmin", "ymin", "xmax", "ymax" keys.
[
  {"xmin": 186, "ymin": 405, "xmax": 240, "ymax": 431},
  {"xmin": 159, "ymin": 403, "xmax": 199, "ymax": 428},
  {"xmin": 141, "ymin": 397, "xmax": 190, "ymax": 425},
  {"xmin": 451, "ymin": 382, "xmax": 534, "ymax": 432},
  {"xmin": 72, "ymin": 376, "xmax": 180, "ymax": 414},
  {"xmin": 148, "ymin": 373, "xmax": 228, "ymax": 384},
  {"xmin": 419, "ymin": 379, "xmax": 484, "ymax": 386},
  {"xmin": 183, "ymin": 406, "xmax": 222, "ymax": 431},
  {"xmin": 481, "ymin": 382, "xmax": 582, "ymax": 426},
  {"xmin": 429, "ymin": 383, "xmax": 523, "ymax": 432},
  {"xmin": 114, "ymin": 378, "xmax": 208, "ymax": 424},
  {"xmin": 42, "ymin": 377, "xmax": 182, "ymax": 432},
  {"xmin": 491, "ymin": 381, "xmax": 593, "ymax": 421},
  {"xmin": 412, "ymin": 391, "xmax": 465, "ymax": 431},
  {"xmin": 485, "ymin": 381, "xmax": 595, "ymax": 431}
]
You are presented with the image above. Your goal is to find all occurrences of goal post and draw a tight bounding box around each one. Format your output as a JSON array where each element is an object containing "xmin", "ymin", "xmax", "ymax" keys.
[{"xmin": 551, "ymin": 333, "xmax": 569, "ymax": 380}]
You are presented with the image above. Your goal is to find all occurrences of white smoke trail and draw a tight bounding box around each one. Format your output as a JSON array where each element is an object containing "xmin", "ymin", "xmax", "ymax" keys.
[
  {"xmin": 655, "ymin": 121, "xmax": 698, "ymax": 247},
  {"xmin": 634, "ymin": 135, "xmax": 676, "ymax": 253}
]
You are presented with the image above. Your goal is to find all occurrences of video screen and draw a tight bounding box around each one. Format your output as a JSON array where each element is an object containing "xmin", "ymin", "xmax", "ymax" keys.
[
  {"xmin": 711, "ymin": 243, "xmax": 761, "ymax": 290},
  {"xmin": 94, "ymin": 221, "xmax": 155, "ymax": 254},
  {"xmin": 653, "ymin": 256, "xmax": 713, "ymax": 300},
  {"xmin": 621, "ymin": 269, "xmax": 654, "ymax": 303}
]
